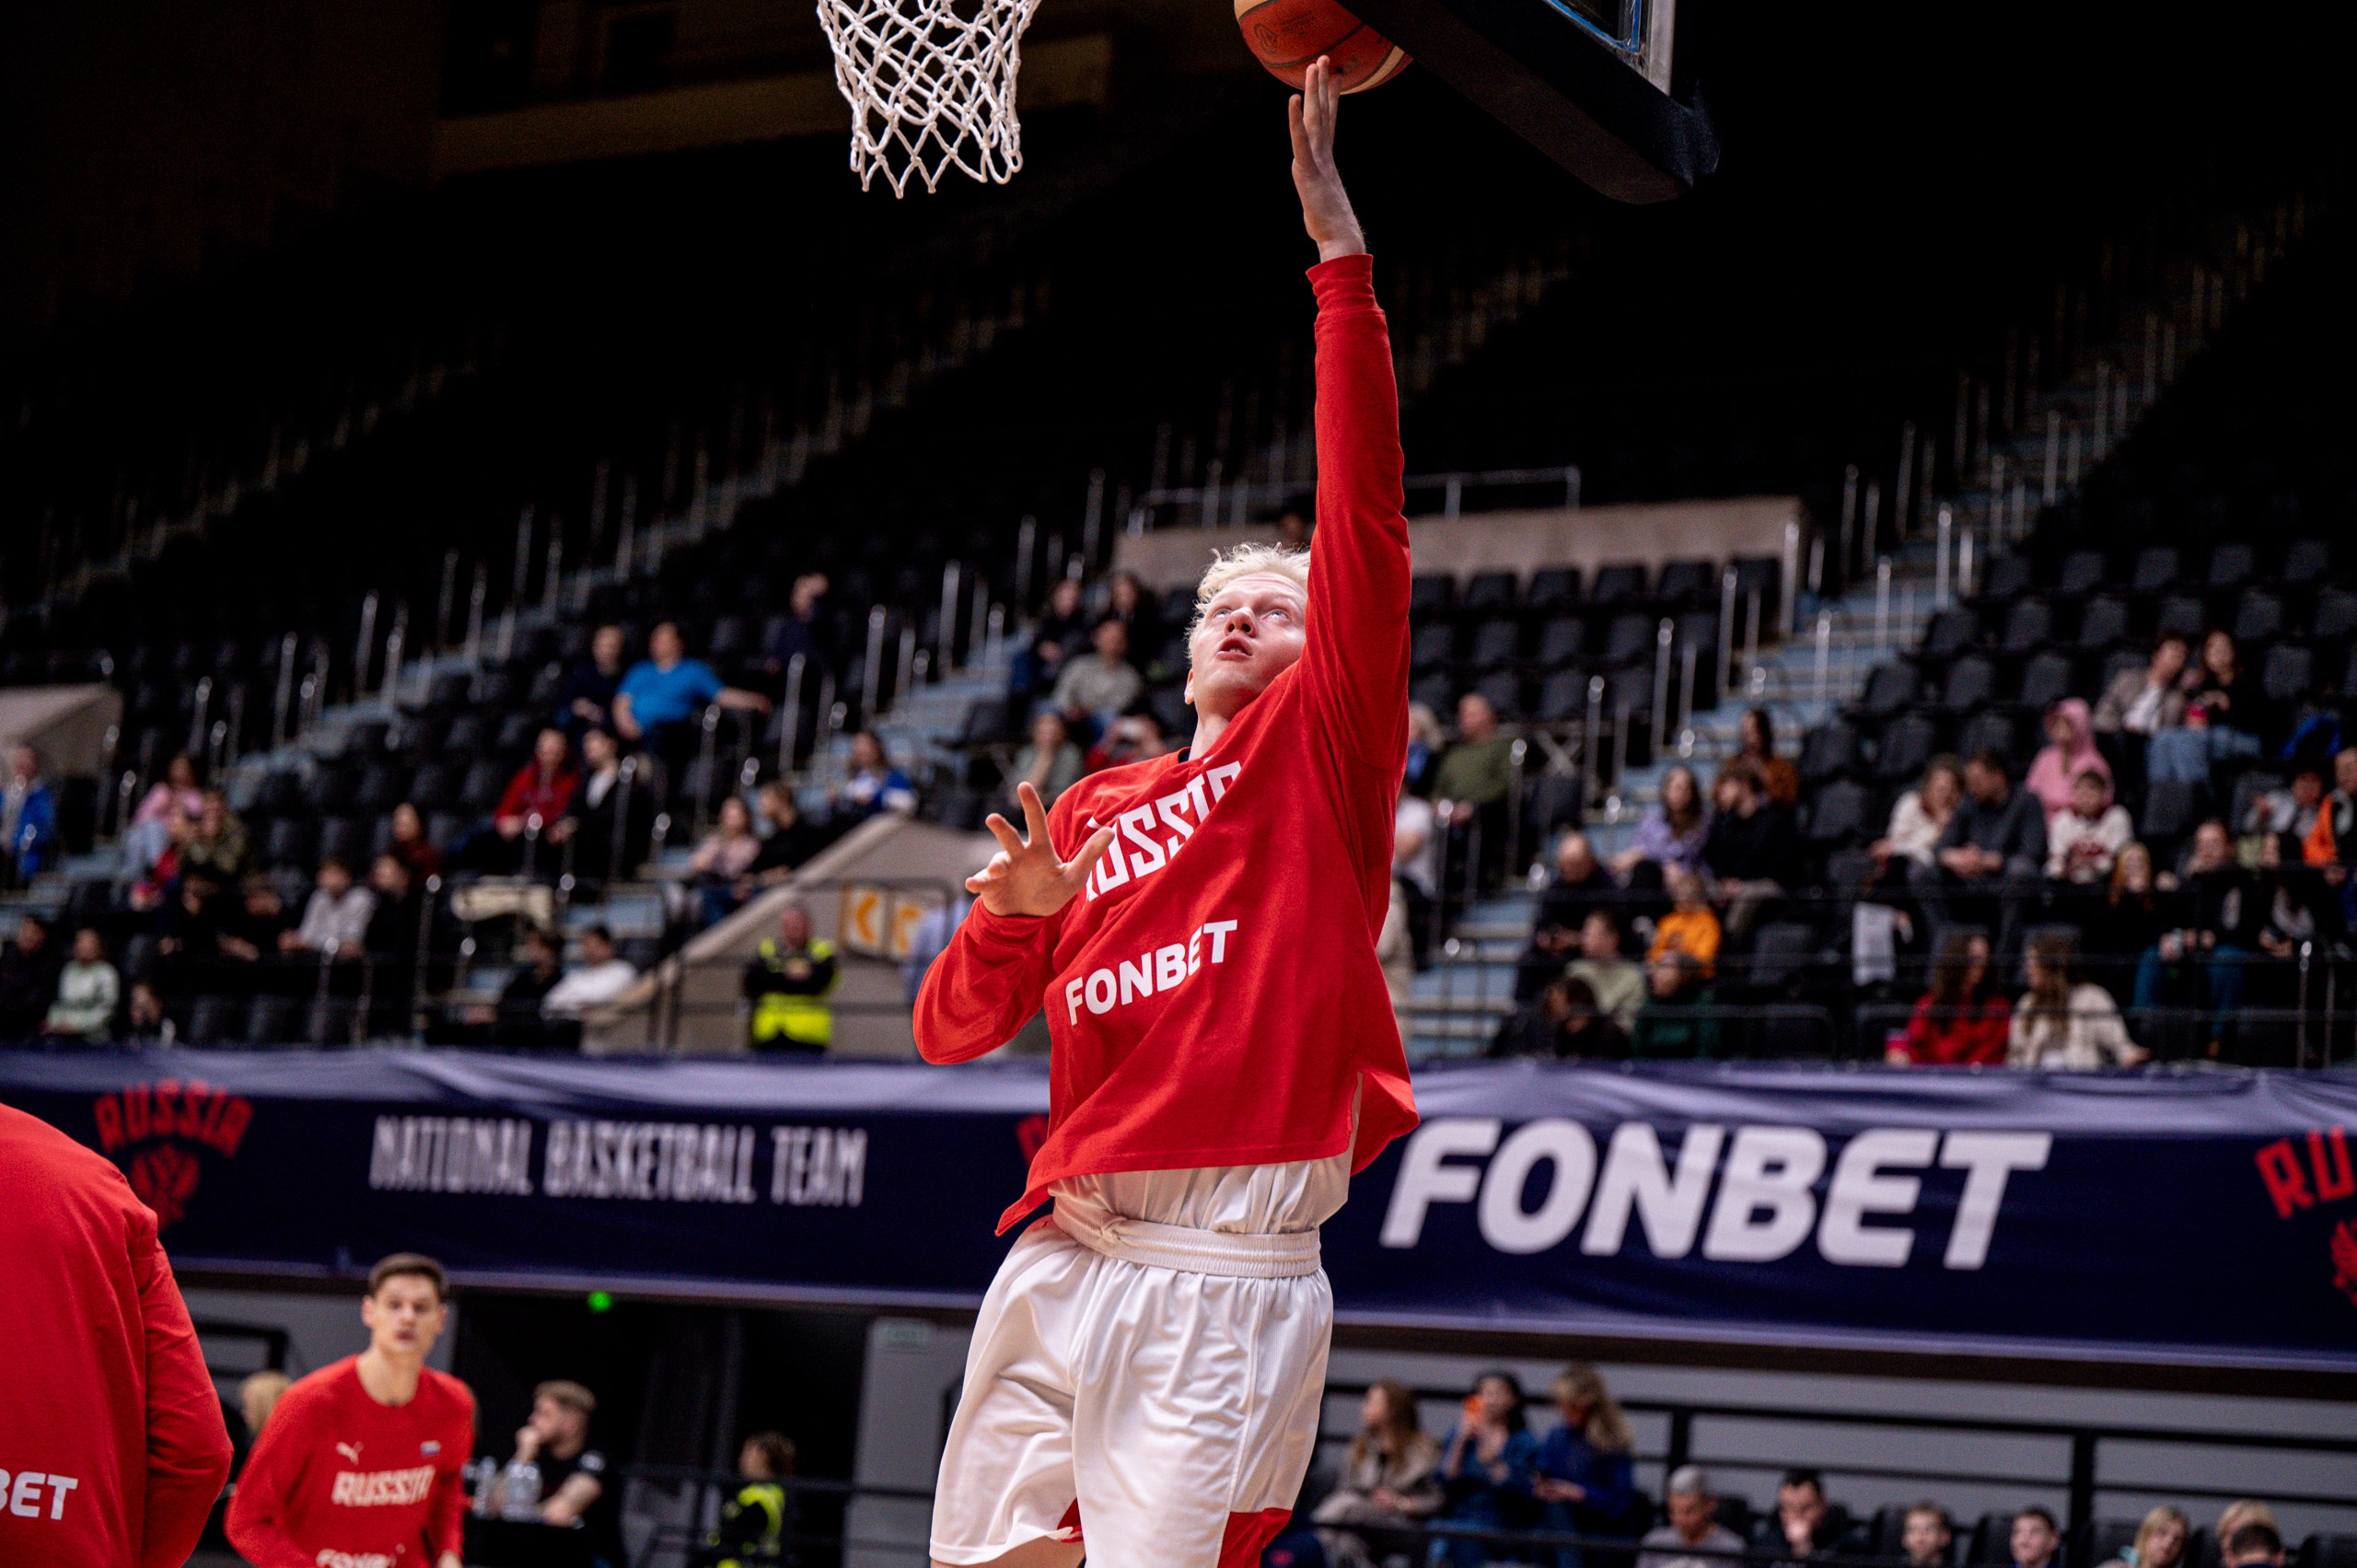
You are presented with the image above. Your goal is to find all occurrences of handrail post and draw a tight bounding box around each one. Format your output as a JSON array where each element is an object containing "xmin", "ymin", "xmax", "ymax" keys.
[
  {"xmin": 1505, "ymin": 738, "xmax": 1526, "ymax": 880},
  {"xmin": 895, "ymin": 624, "xmax": 916, "ymax": 714},
  {"xmin": 610, "ymin": 756, "xmax": 637, "ymax": 880},
  {"xmin": 412, "ymin": 874, "xmax": 440, "ymax": 1040},
  {"xmin": 1584, "ymin": 676, "xmax": 1604, "ymax": 808},
  {"xmin": 354, "ymin": 591, "xmax": 378, "ymax": 699},
  {"xmin": 1875, "ymin": 557, "xmax": 1892, "ymax": 649},
  {"xmin": 2066, "ymin": 1432, "xmax": 2097, "ymax": 1549},
  {"xmin": 465, "ymin": 564, "xmax": 487, "ymax": 668},
  {"xmin": 381, "ymin": 607, "xmax": 407, "ymax": 714},
  {"xmin": 1935, "ymin": 505, "xmax": 1955, "ymax": 606},
  {"xmin": 1780, "ymin": 519, "xmax": 1800, "ymax": 637},
  {"xmin": 779, "ymin": 655, "xmax": 807, "ymax": 774},
  {"xmin": 437, "ymin": 549, "xmax": 459, "ymax": 650},
  {"xmin": 695, "ymin": 706, "xmax": 722, "ymax": 836},
  {"xmin": 1813, "ymin": 611, "xmax": 1832, "ymax": 705},
  {"xmin": 1718, "ymin": 569, "xmax": 1738, "ymax": 692},
  {"xmin": 860, "ymin": 607, "xmax": 887, "ymax": 724},
  {"xmin": 940, "ymin": 561, "xmax": 962, "ymax": 672},
  {"xmin": 1650, "ymin": 620, "xmax": 1674, "ymax": 749}
]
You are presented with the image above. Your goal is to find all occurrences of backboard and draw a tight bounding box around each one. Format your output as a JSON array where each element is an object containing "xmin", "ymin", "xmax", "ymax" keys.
[{"xmin": 1344, "ymin": 0, "xmax": 1718, "ymax": 202}]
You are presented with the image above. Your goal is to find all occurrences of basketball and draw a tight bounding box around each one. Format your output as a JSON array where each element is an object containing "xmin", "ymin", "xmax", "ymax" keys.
[{"xmin": 1233, "ymin": 0, "xmax": 1410, "ymax": 93}]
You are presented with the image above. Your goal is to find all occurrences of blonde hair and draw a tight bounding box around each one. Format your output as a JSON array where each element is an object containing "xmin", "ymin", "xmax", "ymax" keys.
[
  {"xmin": 535, "ymin": 1378, "xmax": 598, "ymax": 1416},
  {"xmin": 1190, "ymin": 543, "xmax": 1312, "ymax": 641},
  {"xmin": 1550, "ymin": 1363, "xmax": 1634, "ymax": 1455},
  {"xmin": 240, "ymin": 1370, "xmax": 292, "ymax": 1434},
  {"xmin": 2134, "ymin": 1506, "xmax": 2190, "ymax": 1567}
]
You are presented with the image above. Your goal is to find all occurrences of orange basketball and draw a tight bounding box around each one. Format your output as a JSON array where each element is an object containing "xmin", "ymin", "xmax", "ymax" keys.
[{"xmin": 1233, "ymin": 0, "xmax": 1411, "ymax": 93}]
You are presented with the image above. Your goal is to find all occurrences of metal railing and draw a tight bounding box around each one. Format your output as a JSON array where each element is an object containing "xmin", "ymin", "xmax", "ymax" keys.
[{"xmin": 1129, "ymin": 464, "xmax": 1582, "ymax": 532}]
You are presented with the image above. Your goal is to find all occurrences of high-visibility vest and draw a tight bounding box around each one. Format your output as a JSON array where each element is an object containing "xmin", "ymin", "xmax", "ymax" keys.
[
  {"xmin": 709, "ymin": 1479, "xmax": 786, "ymax": 1567},
  {"xmin": 750, "ymin": 939, "xmax": 837, "ymax": 1047}
]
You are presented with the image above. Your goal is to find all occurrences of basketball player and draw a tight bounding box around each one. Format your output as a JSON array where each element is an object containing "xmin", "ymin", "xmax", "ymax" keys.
[
  {"xmin": 226, "ymin": 1253, "xmax": 474, "ymax": 1568},
  {"xmin": 0, "ymin": 1102, "xmax": 231, "ymax": 1568},
  {"xmin": 914, "ymin": 57, "xmax": 1417, "ymax": 1568}
]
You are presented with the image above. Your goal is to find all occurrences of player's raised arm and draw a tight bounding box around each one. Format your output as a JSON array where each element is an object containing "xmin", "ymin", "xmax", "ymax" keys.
[{"xmin": 1290, "ymin": 58, "xmax": 1411, "ymax": 769}]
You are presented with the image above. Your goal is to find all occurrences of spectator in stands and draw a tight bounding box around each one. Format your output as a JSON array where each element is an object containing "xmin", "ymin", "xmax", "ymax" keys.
[
  {"xmin": 218, "ymin": 877, "xmax": 294, "ymax": 970},
  {"xmin": 703, "ymin": 1431, "xmax": 798, "ymax": 1568},
  {"xmin": 2093, "ymin": 632, "xmax": 2189, "ymax": 734},
  {"xmin": 1088, "ymin": 706, "xmax": 1178, "ymax": 772},
  {"xmin": 1, "ymin": 743, "xmax": 61, "ymax": 880},
  {"xmin": 543, "ymin": 925, "xmax": 637, "ymax": 1028},
  {"xmin": 1649, "ymin": 868, "xmax": 1722, "ymax": 978},
  {"xmin": 1762, "ymin": 1469, "xmax": 1844, "ymax": 1564},
  {"xmin": 553, "ymin": 726, "xmax": 633, "ymax": 879},
  {"xmin": 560, "ymin": 624, "xmax": 630, "ymax": 739},
  {"xmin": 124, "ymin": 981, "xmax": 171, "ymax": 1043},
  {"xmin": 1633, "ymin": 951, "xmax": 1718, "ymax": 1058},
  {"xmin": 1703, "ymin": 761, "xmax": 1800, "ymax": 939},
  {"xmin": 1732, "ymin": 708, "xmax": 1800, "ymax": 807},
  {"xmin": 2087, "ymin": 842, "xmax": 2166, "ymax": 1004},
  {"xmin": 1532, "ymin": 1364, "xmax": 1635, "ymax": 1568},
  {"xmin": 2303, "ymin": 747, "xmax": 2357, "ymax": 879},
  {"xmin": 1517, "ymin": 832, "xmax": 1621, "ymax": 1002},
  {"xmin": 489, "ymin": 925, "xmax": 564, "ymax": 1049},
  {"xmin": 1856, "ymin": 757, "xmax": 1966, "ymax": 985},
  {"xmin": 1899, "ymin": 1504, "xmax": 1953, "ymax": 1568},
  {"xmin": 2258, "ymin": 829, "xmax": 2345, "ymax": 959},
  {"xmin": 2099, "ymin": 1505, "xmax": 2189, "ymax": 1568},
  {"xmin": 1014, "ymin": 575, "xmax": 1088, "ymax": 700},
  {"xmin": 2026, "ymin": 700, "xmax": 2110, "ymax": 821},
  {"xmin": 1311, "ymin": 1379, "xmax": 1443, "ymax": 1568},
  {"xmin": 836, "ymin": 730, "xmax": 916, "ymax": 819},
  {"xmin": 1616, "ymin": 764, "xmax": 1712, "ymax": 883},
  {"xmin": 689, "ymin": 796, "xmax": 764, "ymax": 928},
  {"xmin": 2046, "ymin": 768, "xmax": 2133, "ymax": 886},
  {"xmin": 1916, "ymin": 750, "xmax": 2047, "ymax": 959},
  {"xmin": 155, "ymin": 870, "xmax": 228, "ymax": 995},
  {"xmin": 612, "ymin": 621, "xmax": 772, "ymax": 763},
  {"xmin": 2009, "ymin": 1508, "xmax": 2061, "ymax": 1568},
  {"xmin": 1105, "ymin": 569, "xmax": 1165, "ymax": 672},
  {"xmin": 41, "ymin": 927, "xmax": 120, "ymax": 1041},
  {"xmin": 1887, "ymin": 930, "xmax": 2009, "ymax": 1066},
  {"xmin": 1432, "ymin": 1370, "xmax": 1538, "ymax": 1568},
  {"xmin": 385, "ymin": 801, "xmax": 442, "ymax": 880},
  {"xmin": 1568, "ymin": 910, "xmax": 1645, "ymax": 1031},
  {"xmin": 362, "ymin": 854, "xmax": 424, "ymax": 1028},
  {"xmin": 744, "ymin": 780, "xmax": 828, "ymax": 892},
  {"xmin": 0, "ymin": 915, "xmax": 59, "ymax": 1038},
  {"xmin": 2135, "ymin": 819, "xmax": 2264, "ymax": 1052},
  {"xmin": 282, "ymin": 856, "xmax": 374, "ymax": 959},
  {"xmin": 122, "ymin": 752, "xmax": 204, "ymax": 877},
  {"xmin": 1405, "ymin": 701, "xmax": 1446, "ymax": 796},
  {"xmin": 1490, "ymin": 975, "xmax": 1630, "ymax": 1061},
  {"xmin": 745, "ymin": 904, "xmax": 837, "ymax": 1051},
  {"xmin": 181, "ymin": 788, "xmax": 250, "ymax": 885},
  {"xmin": 2244, "ymin": 762, "xmax": 2326, "ymax": 850},
  {"xmin": 127, "ymin": 804, "xmax": 192, "ymax": 911},
  {"xmin": 2150, "ymin": 629, "xmax": 2262, "ymax": 783},
  {"xmin": 762, "ymin": 573, "xmax": 833, "ymax": 681},
  {"xmin": 478, "ymin": 726, "xmax": 580, "ymax": 874},
  {"xmin": 1051, "ymin": 617, "xmax": 1145, "ymax": 739},
  {"xmin": 1435, "ymin": 692, "xmax": 1515, "ymax": 893},
  {"xmin": 1011, "ymin": 709, "xmax": 1086, "ymax": 810},
  {"xmin": 2223, "ymin": 1523, "xmax": 2283, "ymax": 1568},
  {"xmin": 1637, "ymin": 1466, "xmax": 1744, "ymax": 1568},
  {"xmin": 494, "ymin": 1380, "xmax": 621, "ymax": 1559},
  {"xmin": 1394, "ymin": 785, "xmax": 1438, "ymax": 970},
  {"xmin": 2012, "ymin": 929, "xmax": 2147, "ymax": 1068},
  {"xmin": 2214, "ymin": 1504, "xmax": 2275, "ymax": 1558}
]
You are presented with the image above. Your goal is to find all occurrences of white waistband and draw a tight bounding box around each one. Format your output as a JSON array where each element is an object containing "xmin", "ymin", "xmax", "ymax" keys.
[{"xmin": 1054, "ymin": 1203, "xmax": 1323, "ymax": 1278}]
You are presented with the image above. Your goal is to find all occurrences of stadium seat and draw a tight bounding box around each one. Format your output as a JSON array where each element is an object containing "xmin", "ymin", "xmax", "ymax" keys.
[
  {"xmin": 2074, "ymin": 595, "xmax": 2131, "ymax": 650},
  {"xmin": 1474, "ymin": 669, "xmax": 1523, "ymax": 718},
  {"xmin": 423, "ymin": 671, "xmax": 473, "ymax": 711},
  {"xmin": 1409, "ymin": 575, "xmax": 1457, "ymax": 617},
  {"xmin": 2295, "ymin": 1536, "xmax": 2357, "ymax": 1568},
  {"xmin": 495, "ymin": 711, "xmax": 540, "ymax": 756},
  {"xmin": 1468, "ymin": 618, "xmax": 1522, "ymax": 668},
  {"xmin": 1534, "ymin": 669, "xmax": 1589, "ymax": 724},
  {"xmin": 186, "ymin": 995, "xmax": 238, "ymax": 1047},
  {"xmin": 2312, "ymin": 587, "xmax": 2357, "ymax": 643},
  {"xmin": 1938, "ymin": 655, "xmax": 1997, "ymax": 713},
  {"xmin": 2282, "ymin": 538, "xmax": 2334, "ymax": 585},
  {"xmin": 2056, "ymin": 551, "xmax": 2107, "ymax": 598},
  {"xmin": 357, "ymin": 763, "xmax": 412, "ymax": 815},
  {"xmin": 1853, "ymin": 663, "xmax": 1919, "ymax": 723},
  {"xmin": 1957, "ymin": 709, "xmax": 2021, "ymax": 764},
  {"xmin": 958, "ymin": 696, "xmax": 1013, "ymax": 747},
  {"xmin": 1798, "ymin": 721, "xmax": 1861, "ymax": 784},
  {"xmin": 317, "ymin": 815, "xmax": 372, "ymax": 868},
  {"xmin": 461, "ymin": 761, "xmax": 509, "ymax": 812},
  {"xmin": 410, "ymin": 762, "xmax": 463, "ymax": 812},
  {"xmin": 1526, "ymin": 567, "xmax": 1583, "ymax": 610},
  {"xmin": 2204, "ymin": 541, "xmax": 2256, "ymax": 588},
  {"xmin": 1533, "ymin": 615, "xmax": 1587, "ymax": 668},
  {"xmin": 1804, "ymin": 779, "xmax": 1874, "ymax": 845},
  {"xmin": 2131, "ymin": 545, "xmax": 2182, "ymax": 593},
  {"xmin": 1460, "ymin": 570, "xmax": 1519, "ymax": 613},
  {"xmin": 2016, "ymin": 651, "xmax": 2077, "ymax": 713},
  {"xmin": 2232, "ymin": 589, "xmax": 2284, "ymax": 645},
  {"xmin": 1602, "ymin": 613, "xmax": 1656, "ymax": 668},
  {"xmin": 1411, "ymin": 622, "xmax": 1458, "ymax": 671},
  {"xmin": 262, "ymin": 816, "xmax": 319, "ymax": 868},
  {"xmin": 1655, "ymin": 558, "xmax": 1716, "ymax": 603},
  {"xmin": 1979, "ymin": 553, "xmax": 2037, "ymax": 602},
  {"xmin": 1590, "ymin": 563, "xmax": 1648, "ymax": 604},
  {"xmin": 1998, "ymin": 599, "xmax": 2053, "ymax": 656},
  {"xmin": 1922, "ymin": 608, "xmax": 1980, "ymax": 662},
  {"xmin": 2261, "ymin": 643, "xmax": 2314, "ymax": 705},
  {"xmin": 442, "ymin": 711, "xmax": 493, "ymax": 756},
  {"xmin": 2141, "ymin": 778, "xmax": 2205, "ymax": 844},
  {"xmin": 2153, "ymin": 595, "xmax": 2207, "ymax": 641}
]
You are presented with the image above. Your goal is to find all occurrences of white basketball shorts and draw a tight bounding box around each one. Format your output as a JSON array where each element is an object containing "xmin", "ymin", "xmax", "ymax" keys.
[{"xmin": 929, "ymin": 1157, "xmax": 1348, "ymax": 1568}]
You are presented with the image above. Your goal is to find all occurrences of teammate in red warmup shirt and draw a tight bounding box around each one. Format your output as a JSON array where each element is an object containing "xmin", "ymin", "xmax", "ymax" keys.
[
  {"xmin": 226, "ymin": 1253, "xmax": 474, "ymax": 1568},
  {"xmin": 914, "ymin": 59, "xmax": 1417, "ymax": 1568},
  {"xmin": 0, "ymin": 1102, "xmax": 232, "ymax": 1568}
]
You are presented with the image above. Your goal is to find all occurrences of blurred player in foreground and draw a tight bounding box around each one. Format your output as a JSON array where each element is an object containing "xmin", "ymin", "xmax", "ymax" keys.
[
  {"xmin": 0, "ymin": 1102, "xmax": 231, "ymax": 1568},
  {"xmin": 914, "ymin": 56, "xmax": 1419, "ymax": 1568}
]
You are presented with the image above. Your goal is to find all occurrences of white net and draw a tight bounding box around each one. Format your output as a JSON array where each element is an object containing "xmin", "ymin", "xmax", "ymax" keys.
[{"xmin": 818, "ymin": 0, "xmax": 1043, "ymax": 196}]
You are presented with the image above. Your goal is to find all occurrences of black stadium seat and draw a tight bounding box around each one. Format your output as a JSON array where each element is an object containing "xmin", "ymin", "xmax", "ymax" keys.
[
  {"xmin": 1798, "ymin": 721, "xmax": 1861, "ymax": 784},
  {"xmin": 1467, "ymin": 618, "xmax": 1521, "ymax": 668},
  {"xmin": 2057, "ymin": 551, "xmax": 2107, "ymax": 598},
  {"xmin": 1533, "ymin": 615, "xmax": 1586, "ymax": 668},
  {"xmin": 2131, "ymin": 545, "xmax": 2181, "ymax": 593},
  {"xmin": 1461, "ymin": 570, "xmax": 1519, "ymax": 613},
  {"xmin": 2075, "ymin": 595, "xmax": 2131, "ymax": 650},
  {"xmin": 1527, "ymin": 567, "xmax": 1583, "ymax": 610},
  {"xmin": 2204, "ymin": 541, "xmax": 2256, "ymax": 587},
  {"xmin": 1998, "ymin": 599, "xmax": 2053, "ymax": 656},
  {"xmin": 1590, "ymin": 563, "xmax": 1648, "ymax": 604},
  {"xmin": 1411, "ymin": 621, "xmax": 1458, "ymax": 671},
  {"xmin": 1875, "ymin": 713, "xmax": 1939, "ymax": 782},
  {"xmin": 2261, "ymin": 643, "xmax": 2314, "ymax": 705},
  {"xmin": 1805, "ymin": 779, "xmax": 1874, "ymax": 845},
  {"xmin": 2232, "ymin": 589, "xmax": 2283, "ymax": 644},
  {"xmin": 1938, "ymin": 655, "xmax": 1996, "ymax": 713},
  {"xmin": 1922, "ymin": 608, "xmax": 1979, "ymax": 662},
  {"xmin": 2016, "ymin": 651, "xmax": 2076, "ymax": 712}
]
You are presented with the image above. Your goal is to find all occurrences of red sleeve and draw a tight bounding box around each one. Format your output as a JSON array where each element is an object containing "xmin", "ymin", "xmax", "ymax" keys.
[
  {"xmin": 224, "ymin": 1389, "xmax": 318, "ymax": 1568},
  {"xmin": 134, "ymin": 1213, "xmax": 233, "ymax": 1568},
  {"xmin": 1297, "ymin": 253, "xmax": 1411, "ymax": 771},
  {"xmin": 913, "ymin": 900, "xmax": 1059, "ymax": 1063}
]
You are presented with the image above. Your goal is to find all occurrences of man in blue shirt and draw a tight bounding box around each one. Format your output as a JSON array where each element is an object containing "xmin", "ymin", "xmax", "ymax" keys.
[{"xmin": 611, "ymin": 621, "xmax": 772, "ymax": 764}]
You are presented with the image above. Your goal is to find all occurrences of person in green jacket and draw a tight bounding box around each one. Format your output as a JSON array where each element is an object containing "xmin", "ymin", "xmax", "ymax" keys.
[{"xmin": 1433, "ymin": 692, "xmax": 1515, "ymax": 896}]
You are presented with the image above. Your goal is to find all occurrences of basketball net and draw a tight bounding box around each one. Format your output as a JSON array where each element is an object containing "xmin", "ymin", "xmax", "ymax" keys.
[{"xmin": 818, "ymin": 0, "xmax": 1043, "ymax": 196}]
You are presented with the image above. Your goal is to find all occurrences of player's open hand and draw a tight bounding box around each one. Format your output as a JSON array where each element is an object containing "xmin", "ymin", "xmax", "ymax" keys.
[
  {"xmin": 1289, "ymin": 56, "xmax": 1367, "ymax": 261},
  {"xmin": 968, "ymin": 781, "xmax": 1117, "ymax": 919}
]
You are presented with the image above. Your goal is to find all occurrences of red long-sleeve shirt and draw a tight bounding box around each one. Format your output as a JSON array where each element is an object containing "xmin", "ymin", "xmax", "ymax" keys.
[
  {"xmin": 225, "ymin": 1356, "xmax": 473, "ymax": 1568},
  {"xmin": 1900, "ymin": 993, "xmax": 2013, "ymax": 1065},
  {"xmin": 917, "ymin": 254, "xmax": 1420, "ymax": 1231},
  {"xmin": 497, "ymin": 762, "xmax": 579, "ymax": 825},
  {"xmin": 0, "ymin": 1103, "xmax": 232, "ymax": 1568}
]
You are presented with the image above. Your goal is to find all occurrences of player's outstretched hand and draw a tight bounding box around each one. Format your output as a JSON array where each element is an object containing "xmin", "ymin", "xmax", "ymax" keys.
[
  {"xmin": 967, "ymin": 781, "xmax": 1117, "ymax": 918},
  {"xmin": 1290, "ymin": 55, "xmax": 1367, "ymax": 262}
]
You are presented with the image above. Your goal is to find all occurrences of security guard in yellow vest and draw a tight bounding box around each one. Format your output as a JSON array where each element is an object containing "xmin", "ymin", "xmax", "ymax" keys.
[
  {"xmin": 743, "ymin": 905, "xmax": 838, "ymax": 1050},
  {"xmin": 696, "ymin": 1431, "xmax": 795, "ymax": 1567}
]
